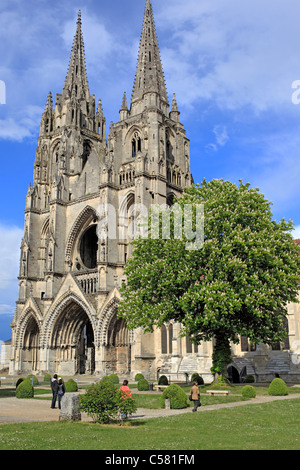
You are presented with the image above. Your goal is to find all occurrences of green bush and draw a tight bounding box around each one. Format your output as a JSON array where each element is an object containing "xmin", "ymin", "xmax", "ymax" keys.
[
  {"xmin": 44, "ymin": 374, "xmax": 51, "ymax": 384},
  {"xmin": 65, "ymin": 378, "xmax": 78, "ymax": 392},
  {"xmin": 134, "ymin": 373, "xmax": 144, "ymax": 382},
  {"xmin": 268, "ymin": 378, "xmax": 288, "ymax": 396},
  {"xmin": 27, "ymin": 374, "xmax": 39, "ymax": 386},
  {"xmin": 160, "ymin": 384, "xmax": 188, "ymax": 409},
  {"xmin": 137, "ymin": 378, "xmax": 149, "ymax": 391},
  {"xmin": 108, "ymin": 374, "xmax": 119, "ymax": 385},
  {"xmin": 242, "ymin": 385, "xmax": 256, "ymax": 399},
  {"xmin": 15, "ymin": 378, "xmax": 24, "ymax": 389},
  {"xmin": 158, "ymin": 375, "xmax": 168, "ymax": 385},
  {"xmin": 244, "ymin": 375, "xmax": 255, "ymax": 383},
  {"xmin": 16, "ymin": 379, "xmax": 34, "ymax": 399},
  {"xmin": 191, "ymin": 373, "xmax": 204, "ymax": 385},
  {"xmin": 79, "ymin": 379, "xmax": 136, "ymax": 424}
]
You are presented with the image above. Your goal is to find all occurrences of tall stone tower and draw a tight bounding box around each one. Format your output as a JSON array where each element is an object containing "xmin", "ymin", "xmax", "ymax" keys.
[{"xmin": 10, "ymin": 1, "xmax": 193, "ymax": 378}]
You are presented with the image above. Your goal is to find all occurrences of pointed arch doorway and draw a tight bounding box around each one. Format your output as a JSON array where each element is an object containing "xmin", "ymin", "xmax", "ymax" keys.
[
  {"xmin": 50, "ymin": 300, "xmax": 95, "ymax": 375},
  {"xmin": 105, "ymin": 313, "xmax": 131, "ymax": 375}
]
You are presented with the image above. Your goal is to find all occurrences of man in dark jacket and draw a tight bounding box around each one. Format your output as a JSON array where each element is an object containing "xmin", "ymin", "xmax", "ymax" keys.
[{"xmin": 51, "ymin": 374, "xmax": 59, "ymax": 409}]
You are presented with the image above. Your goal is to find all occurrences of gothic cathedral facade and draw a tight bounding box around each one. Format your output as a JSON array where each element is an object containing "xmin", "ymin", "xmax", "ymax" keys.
[{"xmin": 9, "ymin": 1, "xmax": 300, "ymax": 382}]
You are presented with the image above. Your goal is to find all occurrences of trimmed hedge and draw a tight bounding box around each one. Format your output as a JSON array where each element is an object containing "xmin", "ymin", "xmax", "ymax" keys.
[
  {"xmin": 16, "ymin": 379, "xmax": 34, "ymax": 399},
  {"xmin": 137, "ymin": 378, "xmax": 149, "ymax": 391},
  {"xmin": 65, "ymin": 378, "xmax": 78, "ymax": 392},
  {"xmin": 27, "ymin": 374, "xmax": 39, "ymax": 386},
  {"xmin": 242, "ymin": 385, "xmax": 256, "ymax": 399},
  {"xmin": 160, "ymin": 384, "xmax": 188, "ymax": 409},
  {"xmin": 44, "ymin": 374, "xmax": 51, "ymax": 384},
  {"xmin": 134, "ymin": 373, "xmax": 144, "ymax": 382},
  {"xmin": 244, "ymin": 374, "xmax": 255, "ymax": 383},
  {"xmin": 268, "ymin": 378, "xmax": 288, "ymax": 396}
]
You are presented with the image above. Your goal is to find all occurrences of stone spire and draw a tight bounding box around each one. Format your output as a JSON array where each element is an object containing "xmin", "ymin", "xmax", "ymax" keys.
[
  {"xmin": 170, "ymin": 93, "xmax": 180, "ymax": 122},
  {"xmin": 45, "ymin": 91, "xmax": 53, "ymax": 112},
  {"xmin": 119, "ymin": 92, "xmax": 129, "ymax": 120},
  {"xmin": 62, "ymin": 10, "xmax": 90, "ymax": 101},
  {"xmin": 131, "ymin": 0, "xmax": 169, "ymax": 113}
]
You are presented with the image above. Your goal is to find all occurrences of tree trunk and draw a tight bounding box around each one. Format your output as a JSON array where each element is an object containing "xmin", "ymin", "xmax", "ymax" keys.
[{"xmin": 211, "ymin": 332, "xmax": 232, "ymax": 383}]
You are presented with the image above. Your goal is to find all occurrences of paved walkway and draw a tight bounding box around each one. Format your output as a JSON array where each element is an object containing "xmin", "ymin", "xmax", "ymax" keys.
[{"xmin": 0, "ymin": 393, "xmax": 300, "ymax": 425}]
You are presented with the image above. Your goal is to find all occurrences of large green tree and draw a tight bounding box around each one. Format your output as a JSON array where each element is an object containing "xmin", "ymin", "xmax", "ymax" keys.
[{"xmin": 118, "ymin": 179, "xmax": 300, "ymax": 378}]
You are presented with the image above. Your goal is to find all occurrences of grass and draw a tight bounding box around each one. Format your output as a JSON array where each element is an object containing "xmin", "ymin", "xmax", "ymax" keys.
[{"xmin": 0, "ymin": 398, "xmax": 299, "ymax": 450}]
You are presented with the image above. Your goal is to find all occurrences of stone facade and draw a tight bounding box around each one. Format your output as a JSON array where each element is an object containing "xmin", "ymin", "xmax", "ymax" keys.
[{"xmin": 9, "ymin": 1, "xmax": 300, "ymax": 383}]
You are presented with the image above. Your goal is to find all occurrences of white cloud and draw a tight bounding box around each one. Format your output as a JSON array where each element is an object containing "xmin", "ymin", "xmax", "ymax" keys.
[
  {"xmin": 158, "ymin": 0, "xmax": 300, "ymax": 113},
  {"xmin": 0, "ymin": 304, "xmax": 15, "ymax": 317},
  {"xmin": 0, "ymin": 106, "xmax": 43, "ymax": 142},
  {"xmin": 292, "ymin": 225, "xmax": 300, "ymax": 239}
]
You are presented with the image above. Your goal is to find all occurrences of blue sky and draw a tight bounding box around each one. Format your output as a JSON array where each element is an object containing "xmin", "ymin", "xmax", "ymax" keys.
[{"xmin": 0, "ymin": 0, "xmax": 300, "ymax": 341}]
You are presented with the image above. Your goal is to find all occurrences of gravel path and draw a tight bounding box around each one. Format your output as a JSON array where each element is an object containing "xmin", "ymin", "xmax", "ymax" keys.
[{"xmin": 0, "ymin": 393, "xmax": 300, "ymax": 425}]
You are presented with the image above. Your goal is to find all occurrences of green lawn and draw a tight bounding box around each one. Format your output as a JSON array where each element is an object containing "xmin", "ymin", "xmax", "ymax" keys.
[{"xmin": 0, "ymin": 398, "xmax": 299, "ymax": 450}]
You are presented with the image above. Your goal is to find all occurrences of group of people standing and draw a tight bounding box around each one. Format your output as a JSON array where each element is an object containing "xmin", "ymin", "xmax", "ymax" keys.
[{"xmin": 50, "ymin": 374, "xmax": 65, "ymax": 409}]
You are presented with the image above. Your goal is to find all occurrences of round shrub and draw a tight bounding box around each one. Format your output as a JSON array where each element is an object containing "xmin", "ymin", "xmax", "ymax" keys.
[
  {"xmin": 242, "ymin": 385, "xmax": 256, "ymax": 399},
  {"xmin": 16, "ymin": 379, "xmax": 34, "ymax": 399},
  {"xmin": 244, "ymin": 375, "xmax": 255, "ymax": 383},
  {"xmin": 134, "ymin": 373, "xmax": 144, "ymax": 382},
  {"xmin": 137, "ymin": 378, "xmax": 149, "ymax": 391},
  {"xmin": 268, "ymin": 378, "xmax": 288, "ymax": 396},
  {"xmin": 108, "ymin": 374, "xmax": 119, "ymax": 385},
  {"xmin": 15, "ymin": 377, "xmax": 24, "ymax": 389},
  {"xmin": 160, "ymin": 384, "xmax": 188, "ymax": 409},
  {"xmin": 27, "ymin": 374, "xmax": 39, "ymax": 386},
  {"xmin": 44, "ymin": 373, "xmax": 51, "ymax": 384},
  {"xmin": 191, "ymin": 373, "xmax": 204, "ymax": 385},
  {"xmin": 65, "ymin": 378, "xmax": 78, "ymax": 392},
  {"xmin": 158, "ymin": 375, "xmax": 168, "ymax": 386}
]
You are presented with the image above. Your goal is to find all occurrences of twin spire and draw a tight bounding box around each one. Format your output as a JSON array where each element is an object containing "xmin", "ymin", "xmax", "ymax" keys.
[
  {"xmin": 131, "ymin": 0, "xmax": 169, "ymax": 107},
  {"xmin": 49, "ymin": 2, "xmax": 175, "ymax": 120},
  {"xmin": 62, "ymin": 9, "xmax": 90, "ymax": 101}
]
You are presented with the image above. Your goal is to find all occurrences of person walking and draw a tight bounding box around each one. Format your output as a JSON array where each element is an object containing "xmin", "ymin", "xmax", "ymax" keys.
[
  {"xmin": 57, "ymin": 378, "xmax": 66, "ymax": 410},
  {"xmin": 119, "ymin": 379, "xmax": 132, "ymax": 419},
  {"xmin": 190, "ymin": 381, "xmax": 201, "ymax": 412},
  {"xmin": 51, "ymin": 374, "xmax": 59, "ymax": 409}
]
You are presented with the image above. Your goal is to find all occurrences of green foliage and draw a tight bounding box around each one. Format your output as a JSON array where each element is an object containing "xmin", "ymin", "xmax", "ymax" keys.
[
  {"xmin": 191, "ymin": 373, "xmax": 204, "ymax": 385},
  {"xmin": 209, "ymin": 376, "xmax": 231, "ymax": 389},
  {"xmin": 16, "ymin": 379, "xmax": 34, "ymax": 399},
  {"xmin": 268, "ymin": 378, "xmax": 288, "ymax": 396},
  {"xmin": 242, "ymin": 385, "xmax": 256, "ymax": 399},
  {"xmin": 134, "ymin": 373, "xmax": 144, "ymax": 382},
  {"xmin": 108, "ymin": 374, "xmax": 119, "ymax": 385},
  {"xmin": 211, "ymin": 335, "xmax": 232, "ymax": 377},
  {"xmin": 118, "ymin": 179, "xmax": 300, "ymax": 378},
  {"xmin": 27, "ymin": 374, "xmax": 39, "ymax": 386},
  {"xmin": 44, "ymin": 374, "xmax": 51, "ymax": 384},
  {"xmin": 244, "ymin": 375, "xmax": 255, "ymax": 383},
  {"xmin": 160, "ymin": 384, "xmax": 188, "ymax": 409},
  {"xmin": 65, "ymin": 379, "xmax": 78, "ymax": 392},
  {"xmin": 78, "ymin": 379, "xmax": 137, "ymax": 424},
  {"xmin": 15, "ymin": 378, "xmax": 24, "ymax": 389},
  {"xmin": 137, "ymin": 378, "xmax": 149, "ymax": 391},
  {"xmin": 102, "ymin": 374, "xmax": 119, "ymax": 385},
  {"xmin": 158, "ymin": 375, "xmax": 168, "ymax": 385}
]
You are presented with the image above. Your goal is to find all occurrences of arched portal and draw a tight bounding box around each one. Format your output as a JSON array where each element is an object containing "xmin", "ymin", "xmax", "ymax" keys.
[
  {"xmin": 22, "ymin": 316, "xmax": 40, "ymax": 372},
  {"xmin": 227, "ymin": 365, "xmax": 240, "ymax": 384},
  {"xmin": 50, "ymin": 301, "xmax": 95, "ymax": 375},
  {"xmin": 105, "ymin": 313, "xmax": 131, "ymax": 375}
]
